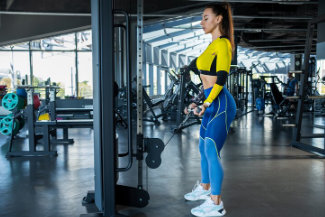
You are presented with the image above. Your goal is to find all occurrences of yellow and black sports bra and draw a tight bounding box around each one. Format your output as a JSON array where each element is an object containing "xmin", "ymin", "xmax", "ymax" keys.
[{"xmin": 196, "ymin": 36, "xmax": 232, "ymax": 76}]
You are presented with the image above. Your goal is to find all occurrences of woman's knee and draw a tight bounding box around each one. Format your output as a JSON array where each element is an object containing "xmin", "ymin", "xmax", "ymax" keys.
[{"xmin": 204, "ymin": 138, "xmax": 220, "ymax": 158}]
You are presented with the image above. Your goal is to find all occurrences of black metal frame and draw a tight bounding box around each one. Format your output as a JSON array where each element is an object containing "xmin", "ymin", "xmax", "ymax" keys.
[{"xmin": 291, "ymin": 14, "xmax": 325, "ymax": 156}]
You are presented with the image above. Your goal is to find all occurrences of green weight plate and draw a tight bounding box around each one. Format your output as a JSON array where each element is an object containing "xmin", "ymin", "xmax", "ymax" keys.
[
  {"xmin": 0, "ymin": 115, "xmax": 19, "ymax": 136},
  {"xmin": 0, "ymin": 116, "xmax": 13, "ymax": 135},
  {"xmin": 2, "ymin": 93, "xmax": 24, "ymax": 111}
]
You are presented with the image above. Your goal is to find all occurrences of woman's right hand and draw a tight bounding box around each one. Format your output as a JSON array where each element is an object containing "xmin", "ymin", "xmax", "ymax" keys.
[{"xmin": 184, "ymin": 103, "xmax": 197, "ymax": 115}]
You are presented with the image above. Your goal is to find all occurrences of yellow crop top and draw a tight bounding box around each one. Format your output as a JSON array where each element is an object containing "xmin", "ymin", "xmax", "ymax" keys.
[{"xmin": 196, "ymin": 36, "xmax": 232, "ymax": 104}]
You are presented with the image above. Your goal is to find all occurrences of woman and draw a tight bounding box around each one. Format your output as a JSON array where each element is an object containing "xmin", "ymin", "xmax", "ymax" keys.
[{"xmin": 184, "ymin": 3, "xmax": 236, "ymax": 217}]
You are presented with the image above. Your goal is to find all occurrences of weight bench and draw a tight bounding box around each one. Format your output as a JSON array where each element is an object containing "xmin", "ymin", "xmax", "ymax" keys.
[
  {"xmin": 36, "ymin": 119, "xmax": 93, "ymax": 145},
  {"xmin": 56, "ymin": 108, "xmax": 93, "ymax": 119}
]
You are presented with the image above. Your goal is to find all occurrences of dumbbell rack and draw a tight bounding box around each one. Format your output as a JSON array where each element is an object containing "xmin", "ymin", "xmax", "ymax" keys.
[{"xmin": 6, "ymin": 86, "xmax": 58, "ymax": 157}]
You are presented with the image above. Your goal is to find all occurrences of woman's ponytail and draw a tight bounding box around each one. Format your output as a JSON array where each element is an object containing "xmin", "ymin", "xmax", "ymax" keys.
[{"xmin": 224, "ymin": 3, "xmax": 235, "ymax": 53}]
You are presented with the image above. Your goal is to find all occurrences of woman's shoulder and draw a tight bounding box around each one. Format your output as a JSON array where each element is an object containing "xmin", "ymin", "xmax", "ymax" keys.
[{"xmin": 216, "ymin": 37, "xmax": 230, "ymax": 47}]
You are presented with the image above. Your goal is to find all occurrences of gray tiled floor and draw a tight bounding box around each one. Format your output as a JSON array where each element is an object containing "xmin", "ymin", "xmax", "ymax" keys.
[{"xmin": 1, "ymin": 112, "xmax": 325, "ymax": 217}]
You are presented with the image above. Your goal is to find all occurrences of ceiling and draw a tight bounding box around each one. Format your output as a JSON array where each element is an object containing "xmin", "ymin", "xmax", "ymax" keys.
[{"xmin": 0, "ymin": 0, "xmax": 319, "ymax": 54}]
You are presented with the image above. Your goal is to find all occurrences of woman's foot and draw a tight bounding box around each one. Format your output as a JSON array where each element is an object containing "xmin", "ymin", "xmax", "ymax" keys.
[
  {"xmin": 191, "ymin": 198, "xmax": 226, "ymax": 217},
  {"xmin": 184, "ymin": 181, "xmax": 211, "ymax": 201}
]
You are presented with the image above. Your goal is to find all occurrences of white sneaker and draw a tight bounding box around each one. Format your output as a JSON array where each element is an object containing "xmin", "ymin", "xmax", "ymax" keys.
[
  {"xmin": 191, "ymin": 198, "xmax": 226, "ymax": 217},
  {"xmin": 184, "ymin": 181, "xmax": 211, "ymax": 201}
]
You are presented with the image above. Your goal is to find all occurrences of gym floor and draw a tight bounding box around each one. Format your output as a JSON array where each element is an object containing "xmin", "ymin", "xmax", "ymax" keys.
[{"xmin": 1, "ymin": 112, "xmax": 325, "ymax": 217}]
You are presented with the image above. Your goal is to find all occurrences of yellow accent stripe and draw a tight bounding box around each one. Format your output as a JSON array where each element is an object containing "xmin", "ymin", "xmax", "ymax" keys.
[
  {"xmin": 205, "ymin": 137, "xmax": 221, "ymax": 159},
  {"xmin": 207, "ymin": 95, "xmax": 222, "ymax": 126},
  {"xmin": 225, "ymin": 95, "xmax": 228, "ymax": 133},
  {"xmin": 201, "ymin": 124, "xmax": 207, "ymax": 130}
]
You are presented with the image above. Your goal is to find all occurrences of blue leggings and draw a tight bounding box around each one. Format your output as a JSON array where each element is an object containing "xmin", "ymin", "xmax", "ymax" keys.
[{"xmin": 199, "ymin": 87, "xmax": 236, "ymax": 195}]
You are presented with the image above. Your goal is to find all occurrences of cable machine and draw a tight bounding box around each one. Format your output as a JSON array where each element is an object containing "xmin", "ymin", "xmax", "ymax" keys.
[{"xmin": 81, "ymin": 0, "xmax": 165, "ymax": 216}]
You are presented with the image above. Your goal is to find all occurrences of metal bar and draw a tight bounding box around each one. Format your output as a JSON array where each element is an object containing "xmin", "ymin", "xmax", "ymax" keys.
[
  {"xmin": 164, "ymin": 26, "xmax": 315, "ymax": 32},
  {"xmin": 292, "ymin": 142, "xmax": 325, "ymax": 156},
  {"xmin": 27, "ymin": 91, "xmax": 35, "ymax": 152},
  {"xmin": 236, "ymin": 28, "xmax": 316, "ymax": 32},
  {"xmin": 314, "ymin": 125, "xmax": 325, "ymax": 129},
  {"xmin": 251, "ymin": 44, "xmax": 315, "ymax": 49},
  {"xmin": 301, "ymin": 134, "xmax": 325, "ymax": 139},
  {"xmin": 137, "ymin": 0, "xmax": 144, "ymax": 189},
  {"xmin": 113, "ymin": 10, "xmax": 133, "ymax": 173},
  {"xmin": 194, "ymin": 0, "xmax": 318, "ymax": 5},
  {"xmin": 149, "ymin": 64, "xmax": 154, "ymax": 95},
  {"xmin": 233, "ymin": 15, "xmax": 313, "ymax": 20},
  {"xmin": 0, "ymin": 10, "xmax": 314, "ymax": 18},
  {"xmin": 164, "ymin": 69, "xmax": 168, "ymax": 94},
  {"xmin": 293, "ymin": 21, "xmax": 314, "ymax": 142},
  {"xmin": 177, "ymin": 70, "xmax": 186, "ymax": 125},
  {"xmin": 248, "ymin": 39, "xmax": 317, "ymax": 43},
  {"xmin": 157, "ymin": 66, "xmax": 161, "ymax": 95},
  {"xmin": 0, "ymin": 49, "xmax": 92, "ymax": 52},
  {"xmin": 91, "ymin": 0, "xmax": 115, "ymax": 215},
  {"xmin": 75, "ymin": 33, "xmax": 79, "ymax": 97},
  {"xmin": 6, "ymin": 151, "xmax": 58, "ymax": 157},
  {"xmin": 283, "ymin": 124, "xmax": 296, "ymax": 127},
  {"xmin": 28, "ymin": 42, "xmax": 33, "ymax": 85}
]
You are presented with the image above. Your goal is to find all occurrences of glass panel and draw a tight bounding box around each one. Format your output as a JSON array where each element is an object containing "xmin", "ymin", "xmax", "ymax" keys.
[
  {"xmin": 77, "ymin": 30, "xmax": 92, "ymax": 51},
  {"xmin": 317, "ymin": 59, "xmax": 325, "ymax": 94},
  {"xmin": 0, "ymin": 51, "xmax": 30, "ymax": 90},
  {"xmin": 153, "ymin": 65, "xmax": 157, "ymax": 95},
  {"xmin": 31, "ymin": 33, "xmax": 76, "ymax": 51},
  {"xmin": 0, "ymin": 42, "xmax": 29, "ymax": 50},
  {"xmin": 78, "ymin": 52, "xmax": 93, "ymax": 98},
  {"xmin": 160, "ymin": 68, "xmax": 165, "ymax": 95},
  {"xmin": 32, "ymin": 52, "xmax": 76, "ymax": 98}
]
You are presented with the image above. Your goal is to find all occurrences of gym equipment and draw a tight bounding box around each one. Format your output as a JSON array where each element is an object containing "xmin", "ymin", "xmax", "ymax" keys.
[
  {"xmin": 6, "ymin": 86, "xmax": 59, "ymax": 157},
  {"xmin": 33, "ymin": 94, "xmax": 41, "ymax": 109},
  {"xmin": 0, "ymin": 115, "xmax": 19, "ymax": 136},
  {"xmin": 142, "ymin": 86, "xmax": 163, "ymax": 124},
  {"xmin": 173, "ymin": 66, "xmax": 202, "ymax": 132},
  {"xmin": 227, "ymin": 67, "xmax": 254, "ymax": 118},
  {"xmin": 2, "ymin": 93, "xmax": 25, "ymax": 110},
  {"xmin": 81, "ymin": 5, "xmax": 165, "ymax": 217},
  {"xmin": 289, "ymin": 14, "xmax": 325, "ymax": 156},
  {"xmin": 16, "ymin": 88, "xmax": 27, "ymax": 98},
  {"xmin": 38, "ymin": 113, "xmax": 50, "ymax": 121},
  {"xmin": 0, "ymin": 89, "xmax": 27, "ymax": 137},
  {"xmin": 17, "ymin": 116, "xmax": 25, "ymax": 130},
  {"xmin": 174, "ymin": 107, "xmax": 201, "ymax": 133},
  {"xmin": 255, "ymin": 98, "xmax": 265, "ymax": 111}
]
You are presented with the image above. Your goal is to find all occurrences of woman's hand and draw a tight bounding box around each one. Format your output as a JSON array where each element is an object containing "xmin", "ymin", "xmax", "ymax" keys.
[
  {"xmin": 184, "ymin": 103, "xmax": 197, "ymax": 115},
  {"xmin": 198, "ymin": 102, "xmax": 210, "ymax": 116}
]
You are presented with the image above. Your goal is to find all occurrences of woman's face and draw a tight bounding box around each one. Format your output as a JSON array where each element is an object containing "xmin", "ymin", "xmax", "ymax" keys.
[{"xmin": 200, "ymin": 8, "xmax": 221, "ymax": 34}]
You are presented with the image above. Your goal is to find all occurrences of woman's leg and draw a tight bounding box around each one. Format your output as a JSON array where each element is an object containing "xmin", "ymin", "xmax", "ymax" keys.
[
  {"xmin": 205, "ymin": 93, "xmax": 236, "ymax": 204},
  {"xmin": 199, "ymin": 113, "xmax": 210, "ymax": 189},
  {"xmin": 205, "ymin": 113, "xmax": 227, "ymax": 204}
]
